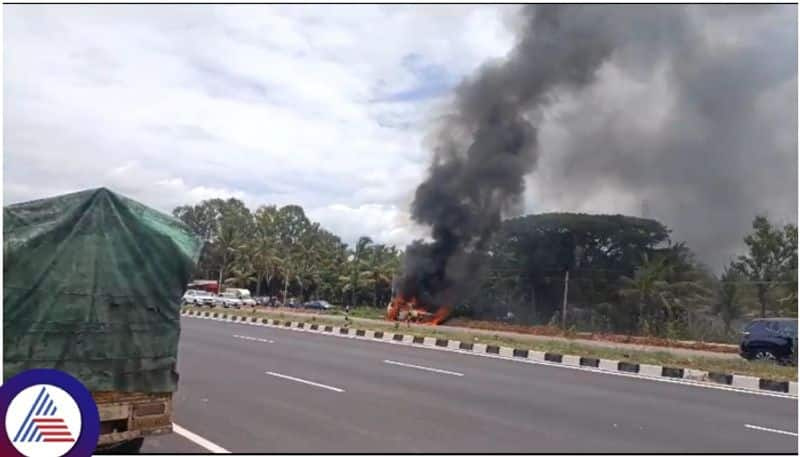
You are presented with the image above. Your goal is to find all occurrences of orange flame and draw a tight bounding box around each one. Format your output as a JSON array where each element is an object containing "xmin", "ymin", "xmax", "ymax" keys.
[{"xmin": 430, "ymin": 306, "xmax": 451, "ymax": 325}]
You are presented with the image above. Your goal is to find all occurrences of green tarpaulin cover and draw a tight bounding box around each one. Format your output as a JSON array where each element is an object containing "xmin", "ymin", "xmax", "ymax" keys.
[{"xmin": 4, "ymin": 188, "xmax": 203, "ymax": 392}]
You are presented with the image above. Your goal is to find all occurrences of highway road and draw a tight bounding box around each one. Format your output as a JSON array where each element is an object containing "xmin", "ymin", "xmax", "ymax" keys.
[{"xmin": 143, "ymin": 316, "xmax": 798, "ymax": 453}]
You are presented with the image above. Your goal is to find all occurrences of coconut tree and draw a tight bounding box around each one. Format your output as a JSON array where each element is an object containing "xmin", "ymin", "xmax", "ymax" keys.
[
  {"xmin": 250, "ymin": 206, "xmax": 282, "ymax": 297},
  {"xmin": 363, "ymin": 244, "xmax": 401, "ymax": 307},
  {"xmin": 618, "ymin": 254, "xmax": 671, "ymax": 334},
  {"xmin": 618, "ymin": 245, "xmax": 713, "ymax": 337},
  {"xmin": 225, "ymin": 246, "xmax": 256, "ymax": 289},
  {"xmin": 343, "ymin": 237, "xmax": 374, "ymax": 307}
]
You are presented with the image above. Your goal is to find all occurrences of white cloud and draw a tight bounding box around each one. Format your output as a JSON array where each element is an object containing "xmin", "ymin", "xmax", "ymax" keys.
[
  {"xmin": 307, "ymin": 202, "xmax": 429, "ymax": 249},
  {"xmin": 4, "ymin": 5, "xmax": 516, "ymax": 248}
]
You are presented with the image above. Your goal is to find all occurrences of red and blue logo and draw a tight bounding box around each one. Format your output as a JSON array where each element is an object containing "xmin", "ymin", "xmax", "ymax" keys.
[{"xmin": 1, "ymin": 369, "xmax": 99, "ymax": 457}]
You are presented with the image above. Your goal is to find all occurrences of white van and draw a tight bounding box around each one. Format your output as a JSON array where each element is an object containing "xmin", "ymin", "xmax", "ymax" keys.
[{"xmin": 225, "ymin": 288, "xmax": 256, "ymax": 307}]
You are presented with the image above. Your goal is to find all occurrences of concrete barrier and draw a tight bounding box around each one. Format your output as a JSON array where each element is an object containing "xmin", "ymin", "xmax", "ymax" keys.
[{"xmin": 562, "ymin": 355, "xmax": 580, "ymax": 366}]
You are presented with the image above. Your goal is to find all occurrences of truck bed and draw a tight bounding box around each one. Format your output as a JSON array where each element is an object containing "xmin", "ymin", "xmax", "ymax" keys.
[{"xmin": 93, "ymin": 391, "xmax": 173, "ymax": 448}]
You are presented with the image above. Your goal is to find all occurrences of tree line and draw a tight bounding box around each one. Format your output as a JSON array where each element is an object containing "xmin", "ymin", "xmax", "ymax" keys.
[
  {"xmin": 174, "ymin": 199, "xmax": 797, "ymax": 340},
  {"xmin": 173, "ymin": 199, "xmax": 401, "ymax": 307}
]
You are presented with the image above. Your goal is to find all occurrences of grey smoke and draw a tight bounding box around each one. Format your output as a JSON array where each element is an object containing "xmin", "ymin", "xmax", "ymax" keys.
[
  {"xmin": 530, "ymin": 5, "xmax": 797, "ymax": 271},
  {"xmin": 399, "ymin": 4, "xmax": 797, "ymax": 309}
]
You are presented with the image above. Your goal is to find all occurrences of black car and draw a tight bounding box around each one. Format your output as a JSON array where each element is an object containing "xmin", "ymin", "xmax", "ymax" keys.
[
  {"xmin": 303, "ymin": 300, "xmax": 333, "ymax": 311},
  {"xmin": 739, "ymin": 318, "xmax": 797, "ymax": 364}
]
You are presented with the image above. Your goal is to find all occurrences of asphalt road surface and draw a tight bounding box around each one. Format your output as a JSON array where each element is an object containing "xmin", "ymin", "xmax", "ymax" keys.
[{"xmin": 142, "ymin": 316, "xmax": 798, "ymax": 453}]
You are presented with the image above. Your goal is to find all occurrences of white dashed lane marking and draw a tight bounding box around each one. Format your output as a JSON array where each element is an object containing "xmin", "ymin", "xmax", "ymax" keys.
[
  {"xmin": 265, "ymin": 371, "xmax": 345, "ymax": 393},
  {"xmin": 744, "ymin": 424, "xmax": 798, "ymax": 437},
  {"xmin": 233, "ymin": 334, "xmax": 274, "ymax": 344},
  {"xmin": 383, "ymin": 359, "xmax": 464, "ymax": 377},
  {"xmin": 172, "ymin": 423, "xmax": 231, "ymax": 453}
]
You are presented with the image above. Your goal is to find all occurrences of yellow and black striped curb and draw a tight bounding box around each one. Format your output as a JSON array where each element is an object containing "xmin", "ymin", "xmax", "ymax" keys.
[{"xmin": 180, "ymin": 308, "xmax": 797, "ymax": 397}]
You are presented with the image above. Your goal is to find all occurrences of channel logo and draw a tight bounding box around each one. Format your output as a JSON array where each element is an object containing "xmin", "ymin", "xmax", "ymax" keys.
[
  {"xmin": 7, "ymin": 385, "xmax": 81, "ymax": 455},
  {"xmin": 1, "ymin": 369, "xmax": 99, "ymax": 457}
]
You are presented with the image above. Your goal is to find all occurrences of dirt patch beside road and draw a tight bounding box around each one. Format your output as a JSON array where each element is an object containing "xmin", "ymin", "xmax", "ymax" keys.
[
  {"xmin": 446, "ymin": 318, "xmax": 739, "ymax": 354},
  {"xmin": 250, "ymin": 306, "xmax": 739, "ymax": 357}
]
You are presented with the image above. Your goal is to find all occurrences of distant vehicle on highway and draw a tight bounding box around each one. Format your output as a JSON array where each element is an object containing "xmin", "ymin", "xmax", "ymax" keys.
[
  {"xmin": 215, "ymin": 291, "xmax": 243, "ymax": 308},
  {"xmin": 182, "ymin": 289, "xmax": 215, "ymax": 307},
  {"xmin": 303, "ymin": 300, "xmax": 333, "ymax": 310},
  {"xmin": 740, "ymin": 318, "xmax": 797, "ymax": 364},
  {"xmin": 225, "ymin": 288, "xmax": 256, "ymax": 307}
]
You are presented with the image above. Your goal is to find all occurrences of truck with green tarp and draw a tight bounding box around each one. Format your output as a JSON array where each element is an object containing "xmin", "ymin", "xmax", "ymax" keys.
[{"xmin": 4, "ymin": 187, "xmax": 203, "ymax": 452}]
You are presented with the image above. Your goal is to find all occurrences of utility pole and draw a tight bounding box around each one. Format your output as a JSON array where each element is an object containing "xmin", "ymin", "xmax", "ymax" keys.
[{"xmin": 561, "ymin": 269, "xmax": 569, "ymax": 329}]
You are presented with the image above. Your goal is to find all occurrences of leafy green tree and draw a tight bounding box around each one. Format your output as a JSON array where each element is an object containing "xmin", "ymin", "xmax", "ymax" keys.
[
  {"xmin": 713, "ymin": 265, "xmax": 744, "ymax": 334},
  {"xmin": 173, "ymin": 198, "xmax": 253, "ymax": 284},
  {"xmin": 479, "ymin": 213, "xmax": 671, "ymax": 323},
  {"xmin": 732, "ymin": 216, "xmax": 797, "ymax": 317}
]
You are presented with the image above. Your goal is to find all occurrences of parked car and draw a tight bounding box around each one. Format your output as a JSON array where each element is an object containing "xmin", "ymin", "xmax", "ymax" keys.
[
  {"xmin": 740, "ymin": 318, "xmax": 798, "ymax": 364},
  {"xmin": 214, "ymin": 292, "xmax": 243, "ymax": 309},
  {"xmin": 303, "ymin": 300, "xmax": 333, "ymax": 311},
  {"xmin": 182, "ymin": 289, "xmax": 215, "ymax": 307}
]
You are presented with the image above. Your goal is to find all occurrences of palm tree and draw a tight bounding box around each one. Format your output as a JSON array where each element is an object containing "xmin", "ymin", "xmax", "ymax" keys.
[
  {"xmin": 618, "ymin": 254, "xmax": 671, "ymax": 334},
  {"xmin": 363, "ymin": 245, "xmax": 400, "ymax": 307},
  {"xmin": 346, "ymin": 237, "xmax": 373, "ymax": 307},
  {"xmin": 293, "ymin": 232, "xmax": 324, "ymax": 301},
  {"xmin": 250, "ymin": 238, "xmax": 281, "ymax": 296},
  {"xmin": 250, "ymin": 206, "xmax": 281, "ymax": 297},
  {"xmin": 225, "ymin": 246, "xmax": 256, "ymax": 289},
  {"xmin": 619, "ymin": 248, "xmax": 713, "ymax": 337},
  {"xmin": 215, "ymin": 218, "xmax": 242, "ymax": 290}
]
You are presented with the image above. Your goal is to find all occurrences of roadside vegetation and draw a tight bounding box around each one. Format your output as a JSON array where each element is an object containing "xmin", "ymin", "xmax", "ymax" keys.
[{"xmin": 174, "ymin": 198, "xmax": 797, "ymax": 345}]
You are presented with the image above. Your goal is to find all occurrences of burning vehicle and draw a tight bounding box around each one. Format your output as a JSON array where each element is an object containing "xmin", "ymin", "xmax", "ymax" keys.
[{"xmin": 386, "ymin": 295, "xmax": 451, "ymax": 325}]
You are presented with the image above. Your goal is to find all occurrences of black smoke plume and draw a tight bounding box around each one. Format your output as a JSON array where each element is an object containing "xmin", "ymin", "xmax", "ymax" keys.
[{"xmin": 397, "ymin": 5, "xmax": 628, "ymax": 308}]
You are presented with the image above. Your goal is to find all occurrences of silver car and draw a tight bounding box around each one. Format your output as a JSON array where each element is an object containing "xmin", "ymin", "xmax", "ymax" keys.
[
  {"xmin": 182, "ymin": 289, "xmax": 215, "ymax": 307},
  {"xmin": 214, "ymin": 291, "xmax": 243, "ymax": 309}
]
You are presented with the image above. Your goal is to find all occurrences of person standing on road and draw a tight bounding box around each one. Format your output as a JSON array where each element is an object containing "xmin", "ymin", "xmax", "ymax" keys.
[{"xmin": 344, "ymin": 304, "xmax": 351, "ymax": 326}]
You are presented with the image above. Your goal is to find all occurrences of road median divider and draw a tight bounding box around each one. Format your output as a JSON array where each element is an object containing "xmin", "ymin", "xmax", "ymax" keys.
[{"xmin": 180, "ymin": 306, "xmax": 797, "ymax": 397}]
